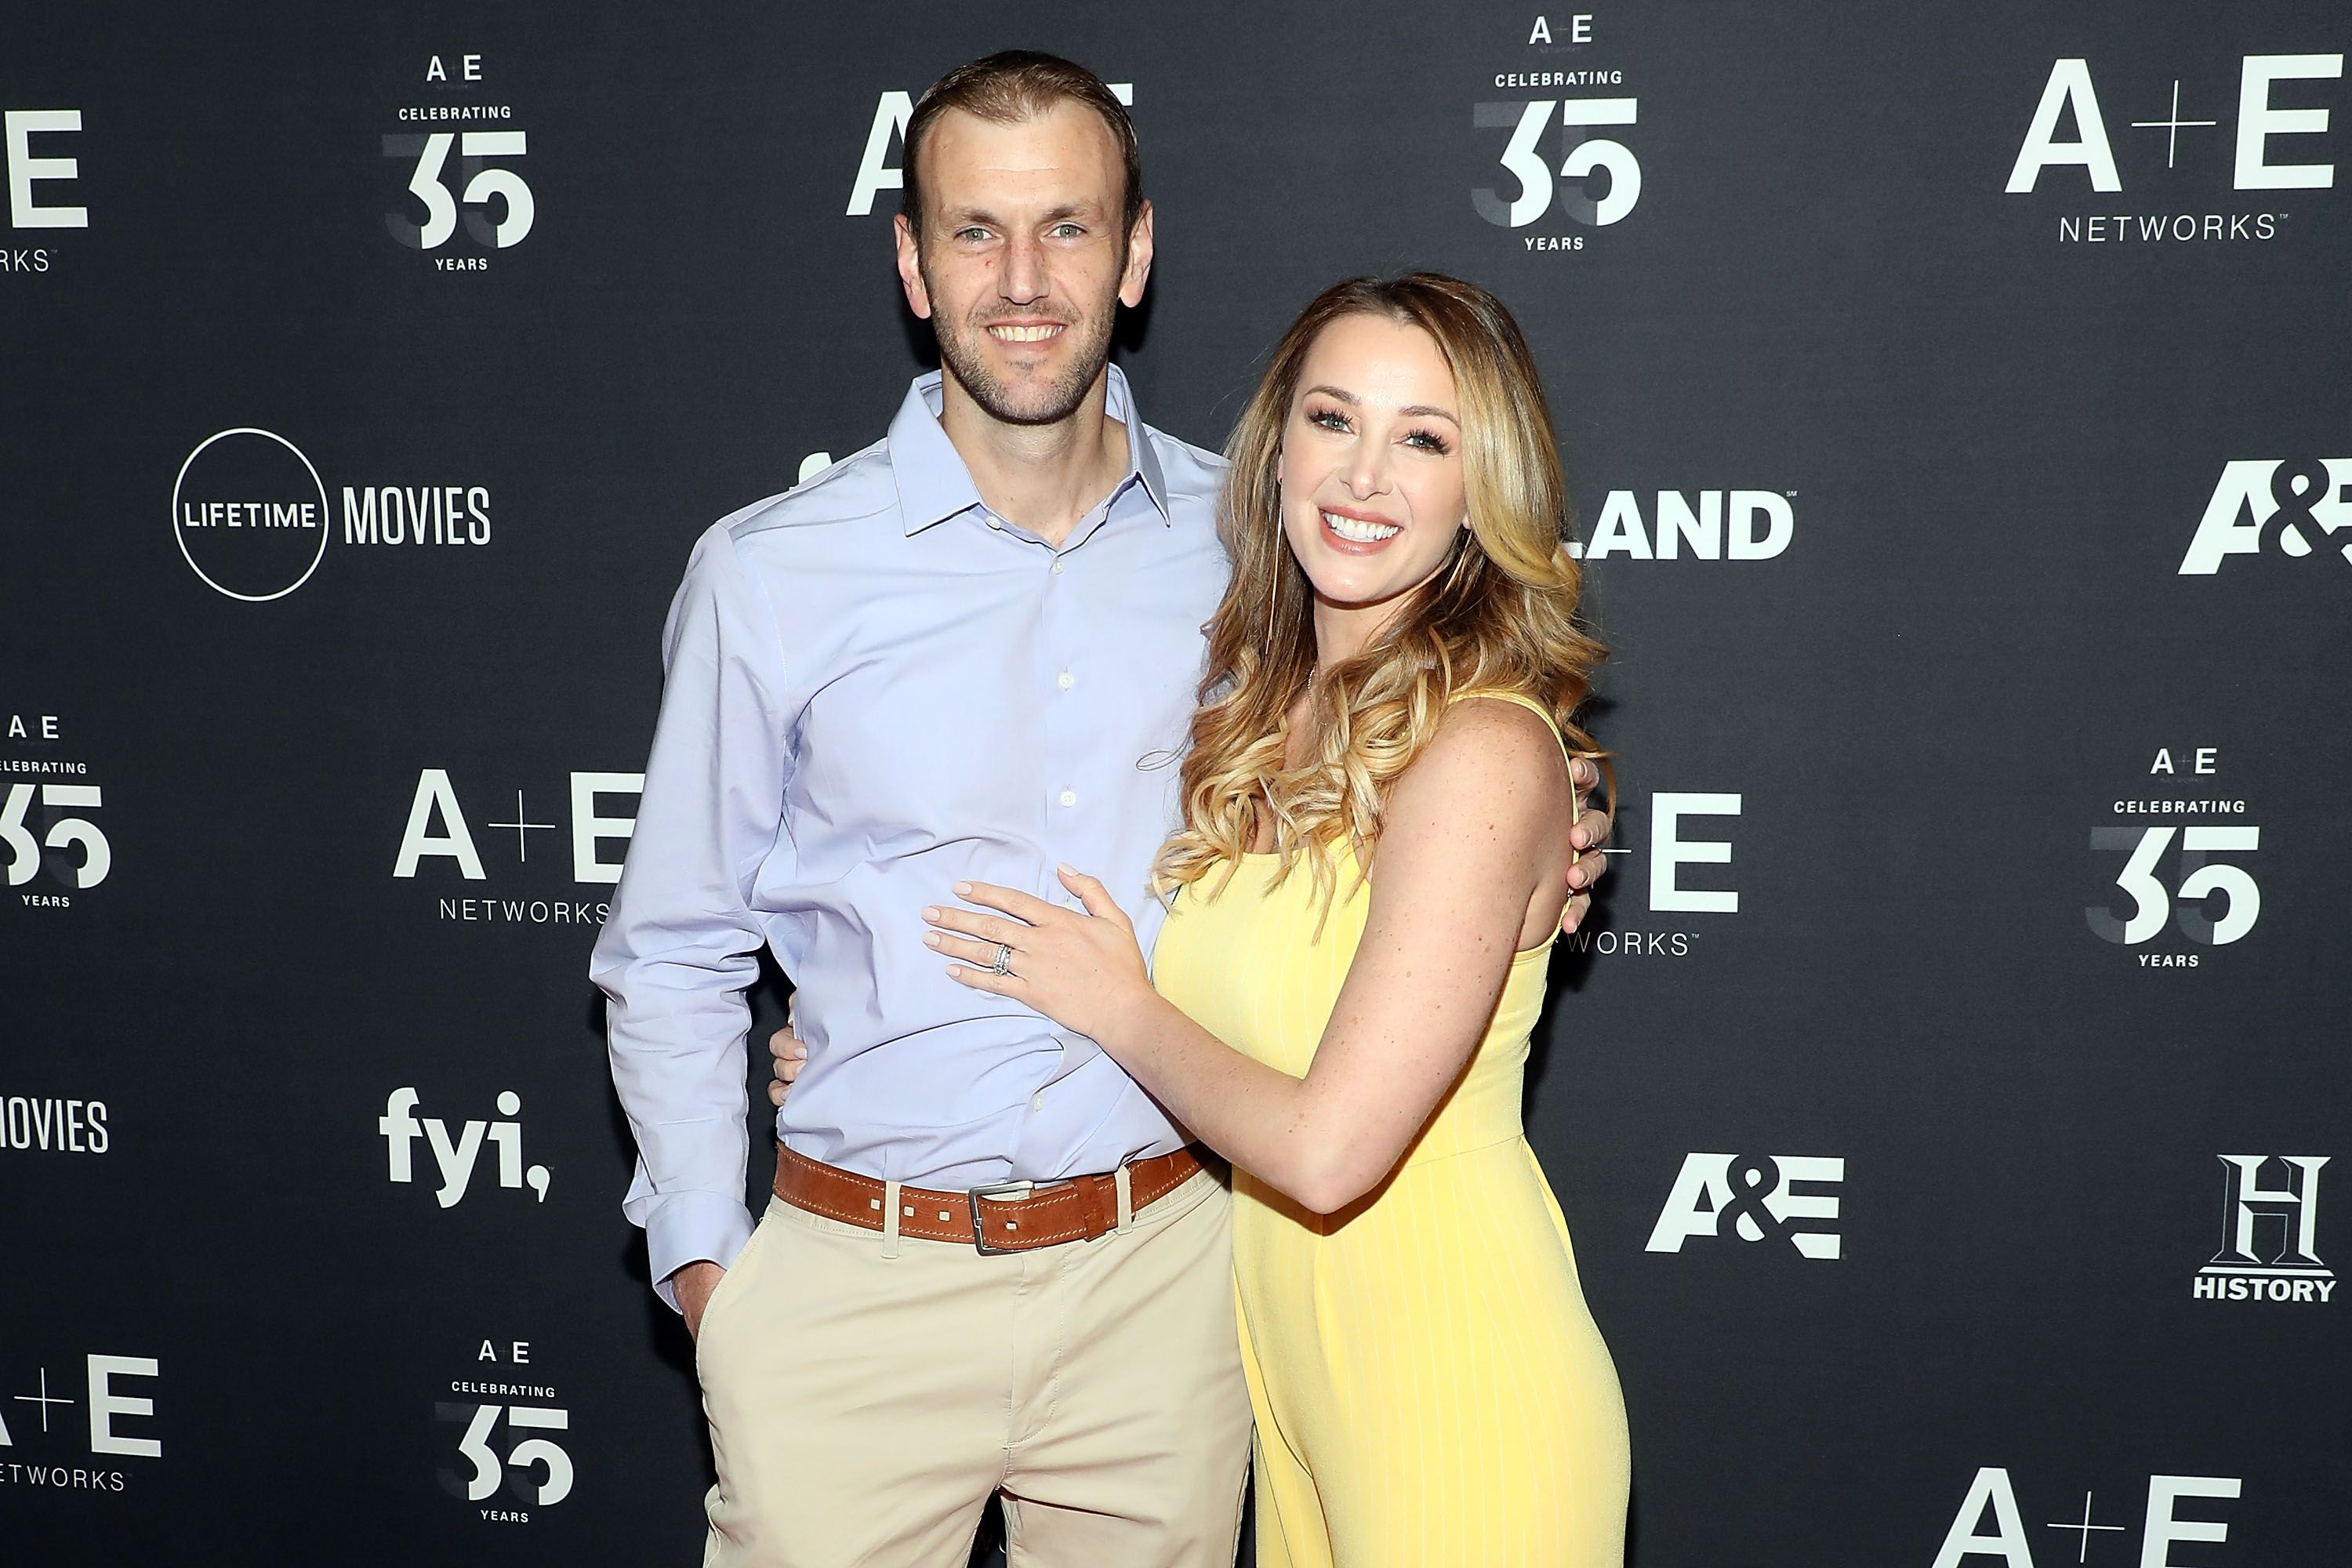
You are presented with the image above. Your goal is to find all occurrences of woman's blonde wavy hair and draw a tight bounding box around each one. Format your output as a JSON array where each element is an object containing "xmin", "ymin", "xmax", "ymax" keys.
[{"xmin": 1152, "ymin": 273, "xmax": 1606, "ymax": 909}]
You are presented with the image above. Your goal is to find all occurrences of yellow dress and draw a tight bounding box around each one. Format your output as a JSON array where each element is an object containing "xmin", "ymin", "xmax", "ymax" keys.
[{"xmin": 1150, "ymin": 692, "xmax": 1630, "ymax": 1568}]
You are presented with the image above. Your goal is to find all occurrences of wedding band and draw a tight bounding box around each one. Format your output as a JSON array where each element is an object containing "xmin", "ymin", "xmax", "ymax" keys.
[{"xmin": 988, "ymin": 942, "xmax": 1014, "ymax": 975}]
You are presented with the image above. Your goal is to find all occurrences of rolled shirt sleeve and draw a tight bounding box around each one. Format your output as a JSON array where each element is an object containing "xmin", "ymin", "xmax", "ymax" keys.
[{"xmin": 590, "ymin": 523, "xmax": 792, "ymax": 1311}]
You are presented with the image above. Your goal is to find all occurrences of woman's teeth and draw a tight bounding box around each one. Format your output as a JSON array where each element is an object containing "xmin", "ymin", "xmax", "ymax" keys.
[{"xmin": 1322, "ymin": 510, "xmax": 1400, "ymax": 543}]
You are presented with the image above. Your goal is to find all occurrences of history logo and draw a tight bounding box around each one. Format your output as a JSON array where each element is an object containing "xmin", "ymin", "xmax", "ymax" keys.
[{"xmin": 2194, "ymin": 1155, "xmax": 2333, "ymax": 1305}]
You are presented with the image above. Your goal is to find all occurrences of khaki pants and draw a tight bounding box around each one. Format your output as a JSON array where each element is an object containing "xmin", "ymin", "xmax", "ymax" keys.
[{"xmin": 694, "ymin": 1165, "xmax": 1250, "ymax": 1567}]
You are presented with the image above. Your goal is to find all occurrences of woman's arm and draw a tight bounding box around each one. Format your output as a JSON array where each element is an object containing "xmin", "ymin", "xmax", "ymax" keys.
[{"xmin": 927, "ymin": 699, "xmax": 1575, "ymax": 1214}]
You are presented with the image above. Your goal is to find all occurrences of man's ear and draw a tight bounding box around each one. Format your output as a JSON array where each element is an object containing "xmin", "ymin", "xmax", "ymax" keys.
[
  {"xmin": 894, "ymin": 213, "xmax": 932, "ymax": 320},
  {"xmin": 1118, "ymin": 198, "xmax": 1155, "ymax": 310}
]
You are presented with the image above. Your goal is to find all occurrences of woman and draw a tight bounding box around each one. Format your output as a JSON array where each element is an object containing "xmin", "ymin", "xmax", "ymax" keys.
[{"xmin": 920, "ymin": 274, "xmax": 1630, "ymax": 1566}]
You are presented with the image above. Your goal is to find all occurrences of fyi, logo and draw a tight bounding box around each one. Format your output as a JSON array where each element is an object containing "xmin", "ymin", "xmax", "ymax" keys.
[{"xmin": 379, "ymin": 1088, "xmax": 550, "ymax": 1207}]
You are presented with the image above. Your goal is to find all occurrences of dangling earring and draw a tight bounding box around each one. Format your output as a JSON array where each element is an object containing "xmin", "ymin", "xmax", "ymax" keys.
[
  {"xmin": 1261, "ymin": 492, "xmax": 1286, "ymax": 659},
  {"xmin": 1439, "ymin": 524, "xmax": 1479, "ymax": 597}
]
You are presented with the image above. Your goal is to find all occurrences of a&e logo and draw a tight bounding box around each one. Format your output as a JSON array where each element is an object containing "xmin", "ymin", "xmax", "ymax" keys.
[
  {"xmin": 2177, "ymin": 457, "xmax": 2351, "ymax": 574},
  {"xmin": 1646, "ymin": 1152, "xmax": 1843, "ymax": 1260}
]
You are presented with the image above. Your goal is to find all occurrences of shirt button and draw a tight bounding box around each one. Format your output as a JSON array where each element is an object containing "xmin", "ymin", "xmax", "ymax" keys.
[
  {"xmin": 1050, "ymin": 558, "xmax": 1066, "ymax": 575},
  {"xmin": 1057, "ymin": 670, "xmax": 1074, "ymax": 691},
  {"xmin": 1030, "ymin": 1094, "xmax": 1045, "ymax": 1112},
  {"xmin": 1058, "ymin": 789, "xmax": 1077, "ymax": 808}
]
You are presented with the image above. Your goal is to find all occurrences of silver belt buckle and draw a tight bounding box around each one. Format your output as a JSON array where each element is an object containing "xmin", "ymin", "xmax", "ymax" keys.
[{"xmin": 968, "ymin": 1180, "xmax": 1034, "ymax": 1254}]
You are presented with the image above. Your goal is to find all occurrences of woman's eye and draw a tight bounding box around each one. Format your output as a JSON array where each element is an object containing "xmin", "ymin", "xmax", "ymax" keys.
[
  {"xmin": 1405, "ymin": 430, "xmax": 1452, "ymax": 454},
  {"xmin": 1308, "ymin": 408, "xmax": 1349, "ymax": 432}
]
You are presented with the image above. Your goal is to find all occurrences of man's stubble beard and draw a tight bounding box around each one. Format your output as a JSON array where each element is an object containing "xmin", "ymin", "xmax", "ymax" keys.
[{"xmin": 924, "ymin": 256, "xmax": 1121, "ymax": 428}]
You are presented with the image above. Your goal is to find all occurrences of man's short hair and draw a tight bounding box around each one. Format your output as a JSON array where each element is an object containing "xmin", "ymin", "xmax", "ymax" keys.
[{"xmin": 902, "ymin": 51, "xmax": 1144, "ymax": 245}]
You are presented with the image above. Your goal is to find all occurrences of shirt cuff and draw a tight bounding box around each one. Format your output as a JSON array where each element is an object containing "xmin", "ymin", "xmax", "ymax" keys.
[{"xmin": 644, "ymin": 1190, "xmax": 757, "ymax": 1313}]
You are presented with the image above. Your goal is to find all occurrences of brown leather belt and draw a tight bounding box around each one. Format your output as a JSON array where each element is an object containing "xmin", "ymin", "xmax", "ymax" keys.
[{"xmin": 773, "ymin": 1143, "xmax": 1203, "ymax": 1254}]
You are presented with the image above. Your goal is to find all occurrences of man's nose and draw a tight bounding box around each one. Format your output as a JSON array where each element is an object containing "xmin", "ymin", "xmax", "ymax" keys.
[{"xmin": 1000, "ymin": 234, "xmax": 1047, "ymax": 304}]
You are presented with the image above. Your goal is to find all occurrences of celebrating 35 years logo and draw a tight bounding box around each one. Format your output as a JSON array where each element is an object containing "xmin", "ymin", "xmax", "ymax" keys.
[
  {"xmin": 2085, "ymin": 745, "xmax": 2263, "ymax": 969},
  {"xmin": 435, "ymin": 1338, "xmax": 572, "ymax": 1526},
  {"xmin": 3, "ymin": 711, "xmax": 111, "ymax": 913},
  {"xmin": 1473, "ymin": 13, "xmax": 1642, "ymax": 253},
  {"xmin": 383, "ymin": 52, "xmax": 534, "ymax": 272}
]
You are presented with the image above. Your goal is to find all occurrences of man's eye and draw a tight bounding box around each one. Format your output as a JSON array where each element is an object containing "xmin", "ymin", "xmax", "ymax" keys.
[
  {"xmin": 1051, "ymin": 223, "xmax": 1085, "ymax": 238},
  {"xmin": 955, "ymin": 227, "xmax": 991, "ymax": 243}
]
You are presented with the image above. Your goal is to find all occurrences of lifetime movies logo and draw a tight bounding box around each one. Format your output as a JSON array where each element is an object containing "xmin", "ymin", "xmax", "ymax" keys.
[
  {"xmin": 1646, "ymin": 1152, "xmax": 1844, "ymax": 1260},
  {"xmin": 172, "ymin": 429, "xmax": 495, "ymax": 602},
  {"xmin": 2004, "ymin": 52, "xmax": 2343, "ymax": 245},
  {"xmin": 3, "ymin": 711, "xmax": 112, "ymax": 913},
  {"xmin": 2194, "ymin": 1155, "xmax": 2332, "ymax": 1305},
  {"xmin": 1473, "ymin": 13, "xmax": 1642, "ymax": 254},
  {"xmin": 383, "ymin": 52, "xmax": 533, "ymax": 272},
  {"xmin": 1, "ymin": 1093, "xmax": 109, "ymax": 1155},
  {"xmin": 436, "ymin": 1338, "xmax": 572, "ymax": 1525},
  {"xmin": 2177, "ymin": 456, "xmax": 2350, "ymax": 575},
  {"xmin": 5, "ymin": 107, "xmax": 85, "ymax": 275},
  {"xmin": 2085, "ymin": 745, "xmax": 2261, "ymax": 970}
]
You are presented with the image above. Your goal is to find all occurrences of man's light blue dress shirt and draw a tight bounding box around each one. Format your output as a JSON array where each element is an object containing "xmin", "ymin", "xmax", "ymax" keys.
[{"xmin": 591, "ymin": 366, "xmax": 1229, "ymax": 1300}]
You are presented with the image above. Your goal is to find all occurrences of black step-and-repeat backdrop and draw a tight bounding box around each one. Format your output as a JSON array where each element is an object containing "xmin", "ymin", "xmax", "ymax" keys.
[{"xmin": 6, "ymin": 4, "xmax": 2347, "ymax": 1563}]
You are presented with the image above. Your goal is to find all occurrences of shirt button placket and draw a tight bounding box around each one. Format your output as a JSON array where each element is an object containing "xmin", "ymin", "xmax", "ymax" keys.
[{"xmin": 1043, "ymin": 544, "xmax": 1080, "ymax": 853}]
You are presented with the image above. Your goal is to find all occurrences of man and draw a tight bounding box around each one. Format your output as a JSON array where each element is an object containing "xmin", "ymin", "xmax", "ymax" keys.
[{"xmin": 593, "ymin": 51, "xmax": 1611, "ymax": 1567}]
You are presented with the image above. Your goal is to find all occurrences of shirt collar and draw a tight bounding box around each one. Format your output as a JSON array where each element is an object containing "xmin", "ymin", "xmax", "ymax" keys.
[{"xmin": 888, "ymin": 361, "xmax": 1172, "ymax": 537}]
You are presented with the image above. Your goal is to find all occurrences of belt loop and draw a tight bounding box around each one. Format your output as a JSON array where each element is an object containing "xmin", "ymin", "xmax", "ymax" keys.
[
  {"xmin": 880, "ymin": 1178, "xmax": 902, "ymax": 1260},
  {"xmin": 1114, "ymin": 1165, "xmax": 1134, "ymax": 1233}
]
